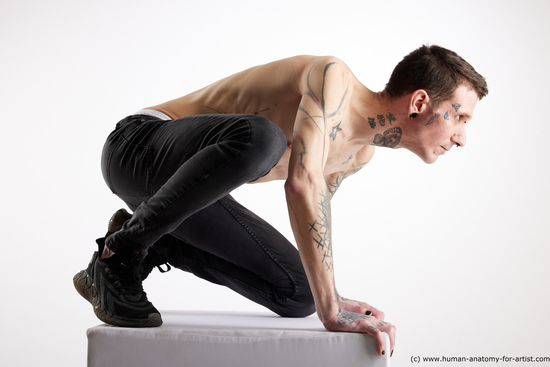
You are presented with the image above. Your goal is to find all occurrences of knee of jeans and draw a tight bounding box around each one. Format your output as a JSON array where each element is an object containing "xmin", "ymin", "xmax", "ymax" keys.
[
  {"xmin": 276, "ymin": 287, "xmax": 316, "ymax": 318},
  {"xmin": 247, "ymin": 116, "xmax": 287, "ymax": 158},
  {"xmin": 242, "ymin": 115, "xmax": 287, "ymax": 177}
]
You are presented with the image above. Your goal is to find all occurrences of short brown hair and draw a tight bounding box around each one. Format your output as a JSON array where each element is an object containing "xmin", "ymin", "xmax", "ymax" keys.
[{"xmin": 384, "ymin": 45, "xmax": 488, "ymax": 106}]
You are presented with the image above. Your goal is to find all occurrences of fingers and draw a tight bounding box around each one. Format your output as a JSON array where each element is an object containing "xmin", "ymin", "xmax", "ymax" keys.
[
  {"xmin": 361, "ymin": 317, "xmax": 396, "ymax": 357},
  {"xmin": 359, "ymin": 305, "xmax": 384, "ymax": 321},
  {"xmin": 328, "ymin": 309, "xmax": 396, "ymax": 357},
  {"xmin": 370, "ymin": 308, "xmax": 385, "ymax": 321},
  {"xmin": 375, "ymin": 319, "xmax": 396, "ymax": 357}
]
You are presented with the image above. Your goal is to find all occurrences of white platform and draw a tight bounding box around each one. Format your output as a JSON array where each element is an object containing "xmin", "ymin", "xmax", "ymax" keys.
[{"xmin": 87, "ymin": 310, "xmax": 390, "ymax": 367}]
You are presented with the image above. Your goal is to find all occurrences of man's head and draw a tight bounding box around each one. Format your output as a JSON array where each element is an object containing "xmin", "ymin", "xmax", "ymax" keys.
[
  {"xmin": 385, "ymin": 45, "xmax": 488, "ymax": 164},
  {"xmin": 384, "ymin": 44, "xmax": 488, "ymax": 107}
]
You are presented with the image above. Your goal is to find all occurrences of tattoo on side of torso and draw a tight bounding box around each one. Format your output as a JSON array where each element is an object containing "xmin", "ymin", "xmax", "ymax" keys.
[{"xmin": 203, "ymin": 106, "xmax": 271, "ymax": 115}]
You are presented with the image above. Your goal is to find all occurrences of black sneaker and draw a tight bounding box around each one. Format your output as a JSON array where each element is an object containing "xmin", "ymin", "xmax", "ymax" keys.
[
  {"xmin": 107, "ymin": 208, "xmax": 132, "ymax": 234},
  {"xmin": 73, "ymin": 209, "xmax": 162, "ymax": 327},
  {"xmin": 91, "ymin": 238, "xmax": 162, "ymax": 327},
  {"xmin": 141, "ymin": 245, "xmax": 172, "ymax": 281},
  {"xmin": 73, "ymin": 209, "xmax": 132, "ymax": 307},
  {"xmin": 73, "ymin": 251, "xmax": 98, "ymax": 305},
  {"xmin": 107, "ymin": 208, "xmax": 172, "ymax": 281}
]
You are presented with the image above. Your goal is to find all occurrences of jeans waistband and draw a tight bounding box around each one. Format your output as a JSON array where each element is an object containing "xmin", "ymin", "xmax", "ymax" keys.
[
  {"xmin": 133, "ymin": 109, "xmax": 172, "ymax": 121},
  {"xmin": 115, "ymin": 110, "xmax": 170, "ymax": 130}
]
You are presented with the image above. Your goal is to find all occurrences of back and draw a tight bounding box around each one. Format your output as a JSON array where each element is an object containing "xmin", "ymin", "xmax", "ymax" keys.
[{"xmin": 148, "ymin": 55, "xmax": 324, "ymax": 135}]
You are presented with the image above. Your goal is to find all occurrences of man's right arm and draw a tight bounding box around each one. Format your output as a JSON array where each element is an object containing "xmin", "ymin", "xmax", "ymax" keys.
[{"xmin": 284, "ymin": 57, "xmax": 396, "ymax": 356}]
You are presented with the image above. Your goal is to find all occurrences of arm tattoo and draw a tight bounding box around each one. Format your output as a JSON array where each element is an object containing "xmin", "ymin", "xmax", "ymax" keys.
[
  {"xmin": 452, "ymin": 103, "xmax": 461, "ymax": 112},
  {"xmin": 308, "ymin": 189, "xmax": 333, "ymax": 271},
  {"xmin": 298, "ymin": 106, "xmax": 323, "ymax": 135},
  {"xmin": 425, "ymin": 113, "xmax": 441, "ymax": 126},
  {"xmin": 373, "ymin": 127, "xmax": 402, "ymax": 148},
  {"xmin": 327, "ymin": 174, "xmax": 343, "ymax": 197},
  {"xmin": 294, "ymin": 132, "xmax": 309, "ymax": 175},
  {"xmin": 300, "ymin": 62, "xmax": 349, "ymax": 164}
]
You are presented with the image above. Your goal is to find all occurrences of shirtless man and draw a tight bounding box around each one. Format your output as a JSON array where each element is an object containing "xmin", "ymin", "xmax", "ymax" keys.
[{"xmin": 74, "ymin": 45, "xmax": 488, "ymax": 357}]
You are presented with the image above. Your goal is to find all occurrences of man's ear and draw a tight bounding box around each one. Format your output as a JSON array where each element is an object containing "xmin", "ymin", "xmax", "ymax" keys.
[{"xmin": 409, "ymin": 90, "xmax": 431, "ymax": 116}]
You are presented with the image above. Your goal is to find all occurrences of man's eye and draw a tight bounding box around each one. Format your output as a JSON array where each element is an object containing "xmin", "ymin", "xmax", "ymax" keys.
[{"xmin": 456, "ymin": 115, "xmax": 462, "ymax": 121}]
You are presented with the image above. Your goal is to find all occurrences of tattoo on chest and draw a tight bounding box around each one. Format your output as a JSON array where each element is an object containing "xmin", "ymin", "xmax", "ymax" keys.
[
  {"xmin": 329, "ymin": 121, "xmax": 343, "ymax": 141},
  {"xmin": 341, "ymin": 155, "xmax": 353, "ymax": 166},
  {"xmin": 373, "ymin": 127, "xmax": 402, "ymax": 148}
]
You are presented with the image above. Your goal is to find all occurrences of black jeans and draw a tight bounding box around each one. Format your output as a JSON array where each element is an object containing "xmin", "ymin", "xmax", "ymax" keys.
[{"xmin": 100, "ymin": 113, "xmax": 315, "ymax": 317}]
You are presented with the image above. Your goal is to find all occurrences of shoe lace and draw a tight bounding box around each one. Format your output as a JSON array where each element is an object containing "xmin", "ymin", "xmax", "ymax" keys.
[
  {"xmin": 141, "ymin": 248, "xmax": 172, "ymax": 281},
  {"xmin": 105, "ymin": 256, "xmax": 146, "ymax": 295}
]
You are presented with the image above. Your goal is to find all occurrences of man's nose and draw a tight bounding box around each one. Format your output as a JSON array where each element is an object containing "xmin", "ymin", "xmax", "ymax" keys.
[{"xmin": 452, "ymin": 125, "xmax": 467, "ymax": 147}]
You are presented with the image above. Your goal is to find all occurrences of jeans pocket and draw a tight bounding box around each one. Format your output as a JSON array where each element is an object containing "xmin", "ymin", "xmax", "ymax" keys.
[{"xmin": 104, "ymin": 137, "xmax": 154, "ymax": 197}]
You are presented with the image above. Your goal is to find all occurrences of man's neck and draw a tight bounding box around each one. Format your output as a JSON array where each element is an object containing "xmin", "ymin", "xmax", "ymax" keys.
[{"xmin": 349, "ymin": 88, "xmax": 409, "ymax": 147}]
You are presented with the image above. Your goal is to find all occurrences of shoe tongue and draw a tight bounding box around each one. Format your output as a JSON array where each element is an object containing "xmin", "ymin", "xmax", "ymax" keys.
[{"xmin": 95, "ymin": 237, "xmax": 106, "ymax": 254}]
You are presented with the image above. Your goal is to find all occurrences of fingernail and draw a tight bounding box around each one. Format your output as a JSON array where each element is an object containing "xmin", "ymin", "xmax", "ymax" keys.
[
  {"xmin": 381, "ymin": 350, "xmax": 385, "ymax": 356},
  {"xmin": 365, "ymin": 310, "xmax": 372, "ymax": 315},
  {"xmin": 391, "ymin": 350, "xmax": 394, "ymax": 357}
]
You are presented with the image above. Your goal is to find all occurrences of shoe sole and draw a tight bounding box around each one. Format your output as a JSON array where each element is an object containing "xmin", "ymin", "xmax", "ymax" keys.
[{"xmin": 73, "ymin": 269, "xmax": 163, "ymax": 327}]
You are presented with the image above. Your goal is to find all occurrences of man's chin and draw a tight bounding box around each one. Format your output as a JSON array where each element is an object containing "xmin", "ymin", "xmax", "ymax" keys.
[
  {"xmin": 408, "ymin": 147, "xmax": 438, "ymax": 164},
  {"xmin": 418, "ymin": 152, "xmax": 438, "ymax": 164}
]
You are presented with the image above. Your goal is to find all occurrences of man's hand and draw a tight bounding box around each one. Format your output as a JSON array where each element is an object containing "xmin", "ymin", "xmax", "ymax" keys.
[
  {"xmin": 323, "ymin": 305, "xmax": 396, "ymax": 357},
  {"xmin": 337, "ymin": 294, "xmax": 385, "ymax": 320}
]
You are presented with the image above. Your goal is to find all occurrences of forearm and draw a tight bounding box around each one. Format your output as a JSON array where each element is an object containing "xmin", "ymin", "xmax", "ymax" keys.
[{"xmin": 285, "ymin": 181, "xmax": 339, "ymax": 323}]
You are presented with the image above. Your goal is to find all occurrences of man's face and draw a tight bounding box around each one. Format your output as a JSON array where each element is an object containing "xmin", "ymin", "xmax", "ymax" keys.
[{"xmin": 415, "ymin": 85, "xmax": 478, "ymax": 164}]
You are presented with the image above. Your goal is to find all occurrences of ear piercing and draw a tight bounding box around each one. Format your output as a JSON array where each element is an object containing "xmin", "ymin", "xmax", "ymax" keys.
[{"xmin": 409, "ymin": 113, "xmax": 418, "ymax": 119}]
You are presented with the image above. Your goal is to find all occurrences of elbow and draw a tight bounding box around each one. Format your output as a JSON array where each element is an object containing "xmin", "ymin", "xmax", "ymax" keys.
[
  {"xmin": 285, "ymin": 174, "xmax": 325, "ymax": 204},
  {"xmin": 284, "ymin": 176, "xmax": 310, "ymax": 202}
]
